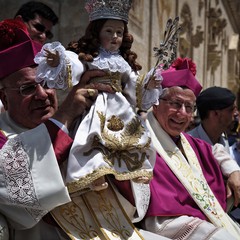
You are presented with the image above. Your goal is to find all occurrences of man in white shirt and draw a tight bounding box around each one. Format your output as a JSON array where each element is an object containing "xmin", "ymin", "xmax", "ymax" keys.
[{"xmin": 188, "ymin": 86, "xmax": 237, "ymax": 153}]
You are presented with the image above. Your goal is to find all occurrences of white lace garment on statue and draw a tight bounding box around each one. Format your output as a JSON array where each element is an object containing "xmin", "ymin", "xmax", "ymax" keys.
[{"xmin": 35, "ymin": 43, "xmax": 162, "ymax": 193}]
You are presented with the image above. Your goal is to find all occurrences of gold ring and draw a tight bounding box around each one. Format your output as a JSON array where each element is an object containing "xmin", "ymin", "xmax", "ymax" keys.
[{"xmin": 87, "ymin": 89, "xmax": 95, "ymax": 97}]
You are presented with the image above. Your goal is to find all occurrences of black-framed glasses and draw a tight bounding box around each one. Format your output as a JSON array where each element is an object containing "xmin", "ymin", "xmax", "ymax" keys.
[
  {"xmin": 3, "ymin": 83, "xmax": 49, "ymax": 96},
  {"xmin": 160, "ymin": 98, "xmax": 196, "ymax": 114}
]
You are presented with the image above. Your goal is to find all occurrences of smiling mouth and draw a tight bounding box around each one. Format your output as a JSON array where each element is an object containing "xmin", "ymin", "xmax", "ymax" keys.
[{"xmin": 171, "ymin": 118, "xmax": 185, "ymax": 125}]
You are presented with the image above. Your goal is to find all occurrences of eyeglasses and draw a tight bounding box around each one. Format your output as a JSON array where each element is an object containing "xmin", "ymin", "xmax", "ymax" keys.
[
  {"xmin": 160, "ymin": 98, "xmax": 196, "ymax": 114},
  {"xmin": 27, "ymin": 21, "xmax": 53, "ymax": 40},
  {"xmin": 3, "ymin": 83, "xmax": 49, "ymax": 96},
  {"xmin": 33, "ymin": 23, "xmax": 53, "ymax": 39}
]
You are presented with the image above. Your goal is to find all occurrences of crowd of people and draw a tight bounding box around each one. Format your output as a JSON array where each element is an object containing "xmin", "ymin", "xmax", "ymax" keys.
[{"xmin": 0, "ymin": 1, "xmax": 240, "ymax": 240}]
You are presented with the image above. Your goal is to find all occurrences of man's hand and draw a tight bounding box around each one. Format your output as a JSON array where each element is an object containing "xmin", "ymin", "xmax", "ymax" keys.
[{"xmin": 226, "ymin": 170, "xmax": 240, "ymax": 207}]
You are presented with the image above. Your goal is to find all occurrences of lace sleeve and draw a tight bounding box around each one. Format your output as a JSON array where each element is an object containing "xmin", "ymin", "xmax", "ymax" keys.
[{"xmin": 34, "ymin": 42, "xmax": 83, "ymax": 89}]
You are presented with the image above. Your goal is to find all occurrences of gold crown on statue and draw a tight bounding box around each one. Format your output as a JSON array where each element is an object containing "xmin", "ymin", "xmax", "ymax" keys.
[{"xmin": 85, "ymin": 0, "xmax": 132, "ymax": 23}]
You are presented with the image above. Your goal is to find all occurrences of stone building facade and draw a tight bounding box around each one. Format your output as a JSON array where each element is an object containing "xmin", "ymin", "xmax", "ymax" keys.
[{"xmin": 1, "ymin": 0, "xmax": 239, "ymax": 97}]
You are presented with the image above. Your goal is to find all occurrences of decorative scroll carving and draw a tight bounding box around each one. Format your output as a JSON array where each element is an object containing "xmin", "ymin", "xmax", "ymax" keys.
[
  {"xmin": 179, "ymin": 3, "xmax": 204, "ymax": 58},
  {"xmin": 207, "ymin": 45, "xmax": 221, "ymax": 75},
  {"xmin": 208, "ymin": 8, "xmax": 227, "ymax": 44},
  {"xmin": 207, "ymin": 7, "xmax": 227, "ymax": 77},
  {"xmin": 192, "ymin": 26, "xmax": 204, "ymax": 47}
]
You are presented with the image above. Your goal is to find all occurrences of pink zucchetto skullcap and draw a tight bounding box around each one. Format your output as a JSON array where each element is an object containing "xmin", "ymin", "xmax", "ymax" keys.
[
  {"xmin": 161, "ymin": 57, "xmax": 202, "ymax": 97},
  {"xmin": 0, "ymin": 18, "xmax": 42, "ymax": 79}
]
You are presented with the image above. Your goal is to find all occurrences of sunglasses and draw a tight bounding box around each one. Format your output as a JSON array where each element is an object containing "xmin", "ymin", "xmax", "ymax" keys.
[{"xmin": 32, "ymin": 22, "xmax": 53, "ymax": 39}]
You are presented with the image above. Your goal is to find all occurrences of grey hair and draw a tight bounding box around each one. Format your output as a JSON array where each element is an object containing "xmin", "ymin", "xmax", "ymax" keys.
[{"xmin": 159, "ymin": 88, "xmax": 169, "ymax": 99}]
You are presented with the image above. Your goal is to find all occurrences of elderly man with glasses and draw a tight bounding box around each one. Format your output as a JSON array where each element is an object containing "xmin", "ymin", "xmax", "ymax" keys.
[
  {"xmin": 141, "ymin": 58, "xmax": 240, "ymax": 239},
  {"xmin": 0, "ymin": 18, "xmax": 102, "ymax": 239}
]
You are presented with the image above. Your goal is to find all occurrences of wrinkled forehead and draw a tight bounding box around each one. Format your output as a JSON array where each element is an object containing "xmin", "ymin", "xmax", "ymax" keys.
[
  {"xmin": 0, "ymin": 66, "xmax": 37, "ymax": 87},
  {"xmin": 163, "ymin": 86, "xmax": 196, "ymax": 102}
]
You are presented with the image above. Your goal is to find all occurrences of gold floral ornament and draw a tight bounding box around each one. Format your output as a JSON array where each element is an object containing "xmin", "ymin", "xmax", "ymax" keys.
[
  {"xmin": 89, "ymin": 71, "xmax": 122, "ymax": 92},
  {"xmin": 107, "ymin": 115, "xmax": 124, "ymax": 131},
  {"xmin": 84, "ymin": 111, "xmax": 151, "ymax": 171}
]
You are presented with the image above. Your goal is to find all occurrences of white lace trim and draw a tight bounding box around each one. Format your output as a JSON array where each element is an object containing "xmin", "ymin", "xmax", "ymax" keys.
[
  {"xmin": 34, "ymin": 41, "xmax": 70, "ymax": 89},
  {"xmin": 129, "ymin": 182, "xmax": 151, "ymax": 223},
  {"xmin": 90, "ymin": 48, "xmax": 131, "ymax": 73},
  {"xmin": 137, "ymin": 183, "xmax": 150, "ymax": 213},
  {"xmin": 0, "ymin": 137, "xmax": 47, "ymax": 221}
]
